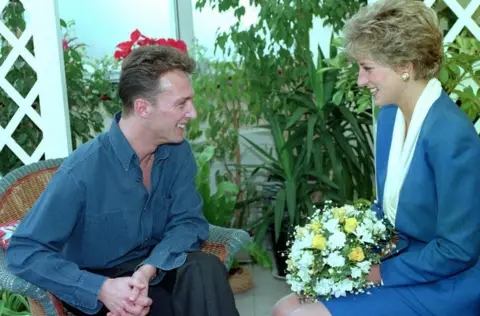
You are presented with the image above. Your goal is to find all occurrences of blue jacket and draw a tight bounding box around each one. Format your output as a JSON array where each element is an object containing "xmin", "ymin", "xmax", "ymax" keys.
[
  {"xmin": 6, "ymin": 112, "xmax": 209, "ymax": 314},
  {"xmin": 374, "ymin": 91, "xmax": 480, "ymax": 307}
]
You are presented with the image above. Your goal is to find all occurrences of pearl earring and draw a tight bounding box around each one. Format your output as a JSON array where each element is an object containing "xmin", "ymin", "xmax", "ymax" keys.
[{"xmin": 401, "ymin": 72, "xmax": 410, "ymax": 81}]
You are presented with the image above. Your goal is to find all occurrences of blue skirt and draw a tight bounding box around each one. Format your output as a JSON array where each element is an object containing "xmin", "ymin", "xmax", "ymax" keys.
[{"xmin": 320, "ymin": 272, "xmax": 480, "ymax": 316}]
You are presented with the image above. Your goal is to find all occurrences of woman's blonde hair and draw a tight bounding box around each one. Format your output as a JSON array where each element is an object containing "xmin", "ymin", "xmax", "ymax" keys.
[{"xmin": 343, "ymin": 0, "xmax": 444, "ymax": 80}]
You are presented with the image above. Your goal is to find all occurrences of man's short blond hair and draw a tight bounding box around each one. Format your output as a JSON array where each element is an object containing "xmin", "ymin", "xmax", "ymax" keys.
[{"xmin": 343, "ymin": 0, "xmax": 444, "ymax": 80}]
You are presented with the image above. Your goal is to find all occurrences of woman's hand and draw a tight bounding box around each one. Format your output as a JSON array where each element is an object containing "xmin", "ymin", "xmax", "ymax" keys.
[{"xmin": 367, "ymin": 264, "xmax": 382, "ymax": 284}]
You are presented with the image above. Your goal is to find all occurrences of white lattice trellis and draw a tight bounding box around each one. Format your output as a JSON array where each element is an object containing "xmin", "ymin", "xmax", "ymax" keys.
[{"xmin": 0, "ymin": 0, "xmax": 71, "ymax": 174}]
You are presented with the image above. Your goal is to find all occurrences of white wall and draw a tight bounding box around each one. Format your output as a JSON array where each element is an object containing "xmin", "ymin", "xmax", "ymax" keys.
[{"xmin": 57, "ymin": 0, "xmax": 175, "ymax": 61}]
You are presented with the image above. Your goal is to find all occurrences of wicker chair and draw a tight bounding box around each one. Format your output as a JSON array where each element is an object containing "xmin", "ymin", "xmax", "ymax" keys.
[{"xmin": 0, "ymin": 158, "xmax": 251, "ymax": 316}]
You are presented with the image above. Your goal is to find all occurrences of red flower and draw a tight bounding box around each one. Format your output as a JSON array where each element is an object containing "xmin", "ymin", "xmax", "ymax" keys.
[
  {"xmin": 62, "ymin": 38, "xmax": 68, "ymax": 51},
  {"xmin": 130, "ymin": 29, "xmax": 141, "ymax": 42},
  {"xmin": 113, "ymin": 29, "xmax": 188, "ymax": 61}
]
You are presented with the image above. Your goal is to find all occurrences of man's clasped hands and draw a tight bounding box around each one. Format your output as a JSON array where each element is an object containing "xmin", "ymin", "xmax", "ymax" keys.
[{"xmin": 98, "ymin": 264, "xmax": 157, "ymax": 316}]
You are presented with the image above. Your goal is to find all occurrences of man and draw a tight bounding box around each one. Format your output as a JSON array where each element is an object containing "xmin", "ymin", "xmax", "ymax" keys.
[{"xmin": 6, "ymin": 45, "xmax": 239, "ymax": 316}]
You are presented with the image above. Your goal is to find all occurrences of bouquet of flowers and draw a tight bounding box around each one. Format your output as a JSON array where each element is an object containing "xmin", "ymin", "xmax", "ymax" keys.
[{"xmin": 285, "ymin": 200, "xmax": 394, "ymax": 302}]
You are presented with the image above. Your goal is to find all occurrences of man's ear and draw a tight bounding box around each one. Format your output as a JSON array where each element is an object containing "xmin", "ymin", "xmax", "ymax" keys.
[{"xmin": 133, "ymin": 98, "xmax": 151, "ymax": 119}]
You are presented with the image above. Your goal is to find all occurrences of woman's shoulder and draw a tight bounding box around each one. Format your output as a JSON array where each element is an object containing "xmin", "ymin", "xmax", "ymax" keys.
[
  {"xmin": 423, "ymin": 91, "xmax": 477, "ymax": 137},
  {"xmin": 422, "ymin": 91, "xmax": 480, "ymax": 155}
]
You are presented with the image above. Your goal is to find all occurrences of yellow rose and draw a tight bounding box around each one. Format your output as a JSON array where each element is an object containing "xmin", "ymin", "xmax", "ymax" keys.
[
  {"xmin": 333, "ymin": 207, "xmax": 346, "ymax": 223},
  {"xmin": 348, "ymin": 247, "xmax": 365, "ymax": 262},
  {"xmin": 344, "ymin": 217, "xmax": 358, "ymax": 233},
  {"xmin": 312, "ymin": 234, "xmax": 327, "ymax": 250}
]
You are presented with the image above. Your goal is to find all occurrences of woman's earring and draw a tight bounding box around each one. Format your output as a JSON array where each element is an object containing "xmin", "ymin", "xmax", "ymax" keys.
[{"xmin": 401, "ymin": 72, "xmax": 410, "ymax": 81}]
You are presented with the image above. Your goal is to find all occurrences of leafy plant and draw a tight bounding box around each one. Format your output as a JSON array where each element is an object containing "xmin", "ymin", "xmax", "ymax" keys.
[
  {"xmin": 194, "ymin": 145, "xmax": 272, "ymax": 268},
  {"xmin": 242, "ymin": 50, "xmax": 375, "ymax": 242},
  {"xmin": 194, "ymin": 145, "xmax": 239, "ymax": 227},
  {"xmin": 0, "ymin": 289, "xmax": 30, "ymax": 316},
  {"xmin": 189, "ymin": 41, "xmax": 263, "ymax": 228},
  {"xmin": 194, "ymin": 0, "xmax": 377, "ymax": 245},
  {"xmin": 440, "ymin": 33, "xmax": 480, "ymax": 121}
]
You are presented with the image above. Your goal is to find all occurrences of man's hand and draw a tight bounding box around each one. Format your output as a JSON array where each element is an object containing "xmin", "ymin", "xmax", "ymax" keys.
[
  {"xmin": 116, "ymin": 265, "xmax": 156, "ymax": 316},
  {"xmin": 367, "ymin": 264, "xmax": 382, "ymax": 284},
  {"xmin": 130, "ymin": 264, "xmax": 156, "ymax": 301},
  {"xmin": 99, "ymin": 277, "xmax": 146, "ymax": 316}
]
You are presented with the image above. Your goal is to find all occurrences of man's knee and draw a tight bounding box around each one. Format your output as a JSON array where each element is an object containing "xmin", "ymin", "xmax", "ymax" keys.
[
  {"xmin": 182, "ymin": 251, "xmax": 227, "ymax": 277},
  {"xmin": 186, "ymin": 251, "xmax": 224, "ymax": 267}
]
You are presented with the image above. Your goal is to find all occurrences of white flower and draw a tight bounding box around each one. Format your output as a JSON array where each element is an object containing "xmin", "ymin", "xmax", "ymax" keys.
[
  {"xmin": 328, "ymin": 230, "xmax": 347, "ymax": 250},
  {"xmin": 373, "ymin": 221, "xmax": 386, "ymax": 234},
  {"xmin": 350, "ymin": 267, "xmax": 363, "ymax": 279},
  {"xmin": 297, "ymin": 269, "xmax": 312, "ymax": 283},
  {"xmin": 344, "ymin": 205, "xmax": 357, "ymax": 216},
  {"xmin": 298, "ymin": 250, "xmax": 314, "ymax": 270},
  {"xmin": 355, "ymin": 224, "xmax": 374, "ymax": 244},
  {"xmin": 357, "ymin": 261, "xmax": 372, "ymax": 273},
  {"xmin": 314, "ymin": 278, "xmax": 334, "ymax": 296},
  {"xmin": 331, "ymin": 279, "xmax": 355, "ymax": 298},
  {"xmin": 286, "ymin": 275, "xmax": 305, "ymax": 293},
  {"xmin": 362, "ymin": 218, "xmax": 375, "ymax": 229},
  {"xmin": 324, "ymin": 218, "xmax": 340, "ymax": 233},
  {"xmin": 297, "ymin": 231, "xmax": 314, "ymax": 250},
  {"xmin": 325, "ymin": 251, "xmax": 345, "ymax": 267},
  {"xmin": 290, "ymin": 232, "xmax": 314, "ymax": 263}
]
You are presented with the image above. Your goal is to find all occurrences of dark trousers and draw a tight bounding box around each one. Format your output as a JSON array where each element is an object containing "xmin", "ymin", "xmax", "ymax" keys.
[{"xmin": 63, "ymin": 252, "xmax": 239, "ymax": 316}]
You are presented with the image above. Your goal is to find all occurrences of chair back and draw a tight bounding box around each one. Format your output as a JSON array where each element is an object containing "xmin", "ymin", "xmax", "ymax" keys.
[{"xmin": 0, "ymin": 159, "xmax": 65, "ymax": 224}]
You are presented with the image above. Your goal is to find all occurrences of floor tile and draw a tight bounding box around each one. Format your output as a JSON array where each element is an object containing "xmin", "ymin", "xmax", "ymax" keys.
[{"xmin": 234, "ymin": 263, "xmax": 292, "ymax": 316}]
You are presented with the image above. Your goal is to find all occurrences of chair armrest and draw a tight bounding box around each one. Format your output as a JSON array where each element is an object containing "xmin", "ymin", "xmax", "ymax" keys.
[
  {"xmin": 0, "ymin": 250, "xmax": 60, "ymax": 316},
  {"xmin": 207, "ymin": 224, "xmax": 251, "ymax": 270}
]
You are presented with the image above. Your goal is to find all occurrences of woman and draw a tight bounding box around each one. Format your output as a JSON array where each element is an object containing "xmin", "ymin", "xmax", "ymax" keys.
[{"xmin": 272, "ymin": 0, "xmax": 480, "ymax": 315}]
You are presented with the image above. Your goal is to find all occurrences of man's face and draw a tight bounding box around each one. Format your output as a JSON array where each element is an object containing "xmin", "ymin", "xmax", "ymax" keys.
[{"xmin": 143, "ymin": 69, "xmax": 197, "ymax": 144}]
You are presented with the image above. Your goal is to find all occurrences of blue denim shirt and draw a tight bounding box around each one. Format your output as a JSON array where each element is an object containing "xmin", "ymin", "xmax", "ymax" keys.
[{"xmin": 6, "ymin": 112, "xmax": 209, "ymax": 314}]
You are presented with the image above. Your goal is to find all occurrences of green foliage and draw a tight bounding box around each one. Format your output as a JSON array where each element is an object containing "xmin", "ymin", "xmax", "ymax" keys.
[
  {"xmin": 194, "ymin": 145, "xmax": 239, "ymax": 227},
  {"xmin": 440, "ymin": 33, "xmax": 480, "ymax": 121},
  {"xmin": 189, "ymin": 42, "xmax": 259, "ymax": 174},
  {"xmin": 194, "ymin": 145, "xmax": 272, "ymax": 268},
  {"xmin": 0, "ymin": 290, "xmax": 30, "ymax": 316},
  {"xmin": 195, "ymin": 0, "xmax": 367, "ymax": 117},
  {"xmin": 194, "ymin": 0, "xmax": 376, "ymax": 243},
  {"xmin": 321, "ymin": 38, "xmax": 372, "ymax": 114},
  {"xmin": 188, "ymin": 42, "xmax": 265, "ymax": 232},
  {"xmin": 242, "ymin": 50, "xmax": 375, "ymax": 242}
]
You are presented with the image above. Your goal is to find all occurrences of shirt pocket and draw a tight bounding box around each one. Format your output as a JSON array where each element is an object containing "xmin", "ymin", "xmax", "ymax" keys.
[{"xmin": 83, "ymin": 209, "xmax": 130, "ymax": 264}]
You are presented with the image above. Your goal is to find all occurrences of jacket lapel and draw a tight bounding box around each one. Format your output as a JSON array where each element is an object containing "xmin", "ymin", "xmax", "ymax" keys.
[{"xmin": 375, "ymin": 106, "xmax": 397, "ymax": 207}]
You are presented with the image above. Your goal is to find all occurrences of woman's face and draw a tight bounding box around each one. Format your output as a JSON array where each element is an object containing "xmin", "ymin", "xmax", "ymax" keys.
[{"xmin": 357, "ymin": 58, "xmax": 407, "ymax": 107}]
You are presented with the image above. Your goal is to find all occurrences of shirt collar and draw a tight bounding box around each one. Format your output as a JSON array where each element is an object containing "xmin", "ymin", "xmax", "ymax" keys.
[{"xmin": 108, "ymin": 111, "xmax": 170, "ymax": 171}]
